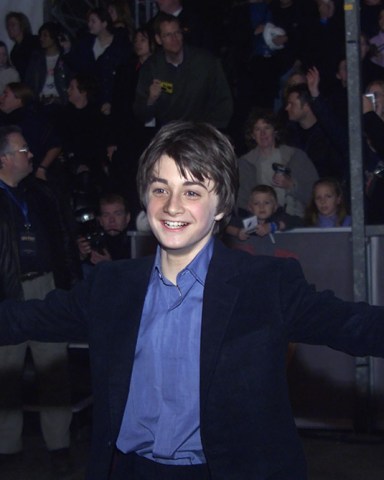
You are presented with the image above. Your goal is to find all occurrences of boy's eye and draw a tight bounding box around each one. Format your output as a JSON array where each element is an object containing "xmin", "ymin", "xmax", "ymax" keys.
[
  {"xmin": 185, "ymin": 190, "xmax": 200, "ymax": 198},
  {"xmin": 152, "ymin": 187, "xmax": 166, "ymax": 195}
]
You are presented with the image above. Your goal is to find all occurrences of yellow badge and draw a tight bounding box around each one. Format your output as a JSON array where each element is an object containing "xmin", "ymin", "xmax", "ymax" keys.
[{"xmin": 160, "ymin": 81, "xmax": 174, "ymax": 94}]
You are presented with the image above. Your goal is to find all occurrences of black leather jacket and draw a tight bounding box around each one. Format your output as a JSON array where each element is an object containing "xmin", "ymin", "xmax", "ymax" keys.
[{"xmin": 0, "ymin": 176, "xmax": 81, "ymax": 301}]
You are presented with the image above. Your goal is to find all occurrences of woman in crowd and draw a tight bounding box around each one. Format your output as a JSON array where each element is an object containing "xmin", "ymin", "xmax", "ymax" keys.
[
  {"xmin": 5, "ymin": 11, "xmax": 39, "ymax": 81},
  {"xmin": 133, "ymin": 26, "xmax": 154, "ymax": 71},
  {"xmin": 107, "ymin": 0, "xmax": 134, "ymax": 42},
  {"xmin": 0, "ymin": 41, "xmax": 19, "ymax": 95},
  {"xmin": 237, "ymin": 108, "xmax": 318, "ymax": 218},
  {"xmin": 111, "ymin": 25, "xmax": 154, "ymax": 134},
  {"xmin": 25, "ymin": 22, "xmax": 71, "ymax": 108},
  {"xmin": 64, "ymin": 7, "xmax": 131, "ymax": 115},
  {"xmin": 108, "ymin": 26, "xmax": 155, "ymax": 218},
  {"xmin": 59, "ymin": 73, "xmax": 114, "ymax": 194}
]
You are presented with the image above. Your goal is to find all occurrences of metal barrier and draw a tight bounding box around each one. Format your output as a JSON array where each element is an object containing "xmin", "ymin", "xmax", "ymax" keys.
[{"xmin": 225, "ymin": 227, "xmax": 384, "ymax": 431}]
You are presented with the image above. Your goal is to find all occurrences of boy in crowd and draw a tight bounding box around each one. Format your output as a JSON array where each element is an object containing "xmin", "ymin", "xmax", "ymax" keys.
[{"xmin": 226, "ymin": 184, "xmax": 303, "ymax": 241}]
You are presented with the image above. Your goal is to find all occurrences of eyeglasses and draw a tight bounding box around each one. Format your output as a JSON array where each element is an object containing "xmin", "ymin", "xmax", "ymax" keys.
[
  {"xmin": 161, "ymin": 30, "xmax": 182, "ymax": 40},
  {"xmin": 7, "ymin": 146, "xmax": 30, "ymax": 155}
]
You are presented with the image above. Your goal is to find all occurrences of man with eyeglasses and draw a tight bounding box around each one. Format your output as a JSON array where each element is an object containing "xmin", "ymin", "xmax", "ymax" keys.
[
  {"xmin": 0, "ymin": 125, "xmax": 80, "ymax": 475},
  {"xmin": 134, "ymin": 13, "xmax": 233, "ymax": 130},
  {"xmin": 0, "ymin": 82, "xmax": 61, "ymax": 182},
  {"xmin": 147, "ymin": 0, "xmax": 214, "ymax": 52}
]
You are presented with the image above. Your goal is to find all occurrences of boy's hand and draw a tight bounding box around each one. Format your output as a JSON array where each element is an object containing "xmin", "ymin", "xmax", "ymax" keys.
[
  {"xmin": 238, "ymin": 228, "xmax": 250, "ymax": 241},
  {"xmin": 255, "ymin": 224, "xmax": 272, "ymax": 237}
]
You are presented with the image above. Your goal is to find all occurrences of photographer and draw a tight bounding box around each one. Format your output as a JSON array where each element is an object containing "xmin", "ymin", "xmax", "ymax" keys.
[{"xmin": 77, "ymin": 193, "xmax": 131, "ymax": 273}]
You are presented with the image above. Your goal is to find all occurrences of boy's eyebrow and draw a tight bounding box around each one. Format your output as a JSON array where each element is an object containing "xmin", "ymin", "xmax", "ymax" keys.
[{"xmin": 149, "ymin": 176, "xmax": 209, "ymax": 190}]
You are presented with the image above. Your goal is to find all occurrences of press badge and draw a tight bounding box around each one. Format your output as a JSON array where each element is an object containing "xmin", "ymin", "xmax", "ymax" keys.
[{"xmin": 19, "ymin": 229, "xmax": 37, "ymax": 257}]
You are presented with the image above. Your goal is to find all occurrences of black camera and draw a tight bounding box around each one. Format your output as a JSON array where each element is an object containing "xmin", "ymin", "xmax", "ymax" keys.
[
  {"xmin": 272, "ymin": 163, "xmax": 291, "ymax": 176},
  {"xmin": 85, "ymin": 231, "xmax": 106, "ymax": 252}
]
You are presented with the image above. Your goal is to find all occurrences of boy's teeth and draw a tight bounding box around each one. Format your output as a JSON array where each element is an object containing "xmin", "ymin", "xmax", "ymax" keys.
[{"xmin": 164, "ymin": 221, "xmax": 187, "ymax": 228}]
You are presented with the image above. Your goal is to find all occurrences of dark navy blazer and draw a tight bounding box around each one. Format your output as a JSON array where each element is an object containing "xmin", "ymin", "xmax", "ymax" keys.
[{"xmin": 1, "ymin": 239, "xmax": 384, "ymax": 479}]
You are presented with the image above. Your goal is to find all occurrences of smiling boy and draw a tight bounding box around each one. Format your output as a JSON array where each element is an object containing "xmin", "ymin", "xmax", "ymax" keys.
[{"xmin": 1, "ymin": 122, "xmax": 384, "ymax": 480}]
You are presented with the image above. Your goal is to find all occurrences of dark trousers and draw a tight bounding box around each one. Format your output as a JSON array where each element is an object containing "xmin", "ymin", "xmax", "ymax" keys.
[{"xmin": 111, "ymin": 451, "xmax": 211, "ymax": 480}]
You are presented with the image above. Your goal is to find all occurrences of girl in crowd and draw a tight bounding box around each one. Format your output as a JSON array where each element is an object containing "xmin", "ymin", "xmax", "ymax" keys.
[
  {"xmin": 306, "ymin": 177, "xmax": 351, "ymax": 227},
  {"xmin": 0, "ymin": 41, "xmax": 19, "ymax": 95}
]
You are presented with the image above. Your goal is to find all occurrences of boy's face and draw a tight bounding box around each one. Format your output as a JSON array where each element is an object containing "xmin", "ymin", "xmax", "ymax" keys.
[
  {"xmin": 146, "ymin": 154, "xmax": 223, "ymax": 263},
  {"xmin": 248, "ymin": 192, "xmax": 278, "ymax": 221}
]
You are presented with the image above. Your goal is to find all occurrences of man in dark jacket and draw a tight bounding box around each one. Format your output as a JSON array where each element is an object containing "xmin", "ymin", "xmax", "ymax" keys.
[
  {"xmin": 0, "ymin": 125, "xmax": 80, "ymax": 474},
  {"xmin": 134, "ymin": 14, "xmax": 233, "ymax": 129}
]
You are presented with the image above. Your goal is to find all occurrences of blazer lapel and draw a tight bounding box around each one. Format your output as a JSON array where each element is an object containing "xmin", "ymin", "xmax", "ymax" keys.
[
  {"xmin": 107, "ymin": 257, "xmax": 154, "ymax": 436},
  {"xmin": 200, "ymin": 241, "xmax": 241, "ymax": 410}
]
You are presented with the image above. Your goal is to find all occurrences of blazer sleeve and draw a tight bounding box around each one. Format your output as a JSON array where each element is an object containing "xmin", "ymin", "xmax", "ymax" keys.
[{"xmin": 280, "ymin": 258, "xmax": 384, "ymax": 357}]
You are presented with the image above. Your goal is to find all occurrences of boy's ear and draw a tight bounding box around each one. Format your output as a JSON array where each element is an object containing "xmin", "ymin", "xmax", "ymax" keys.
[{"xmin": 214, "ymin": 211, "xmax": 225, "ymax": 221}]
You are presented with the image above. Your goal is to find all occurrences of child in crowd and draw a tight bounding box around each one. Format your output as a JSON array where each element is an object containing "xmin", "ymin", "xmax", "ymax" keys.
[
  {"xmin": 226, "ymin": 184, "xmax": 303, "ymax": 241},
  {"xmin": 306, "ymin": 178, "xmax": 352, "ymax": 227}
]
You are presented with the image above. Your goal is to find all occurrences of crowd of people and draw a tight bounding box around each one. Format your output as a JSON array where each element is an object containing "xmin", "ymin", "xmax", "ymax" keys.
[
  {"xmin": 0, "ymin": 0, "xmax": 384, "ymax": 476},
  {"xmin": 0, "ymin": 0, "xmax": 383, "ymax": 227}
]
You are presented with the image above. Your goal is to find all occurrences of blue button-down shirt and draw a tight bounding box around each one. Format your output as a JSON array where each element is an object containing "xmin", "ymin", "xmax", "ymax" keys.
[{"xmin": 116, "ymin": 239, "xmax": 214, "ymax": 465}]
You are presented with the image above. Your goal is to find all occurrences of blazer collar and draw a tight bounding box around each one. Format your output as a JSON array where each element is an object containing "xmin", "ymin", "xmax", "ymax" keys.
[{"xmin": 200, "ymin": 240, "xmax": 242, "ymax": 410}]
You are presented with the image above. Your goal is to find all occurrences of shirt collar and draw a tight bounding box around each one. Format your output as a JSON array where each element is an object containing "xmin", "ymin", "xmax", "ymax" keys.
[{"xmin": 153, "ymin": 238, "xmax": 214, "ymax": 286}]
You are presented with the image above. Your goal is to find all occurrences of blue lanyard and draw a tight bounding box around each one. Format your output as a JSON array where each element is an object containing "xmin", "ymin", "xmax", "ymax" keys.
[{"xmin": 0, "ymin": 179, "xmax": 31, "ymax": 228}]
